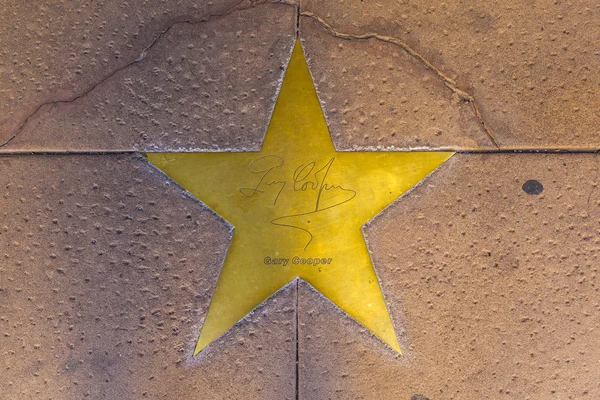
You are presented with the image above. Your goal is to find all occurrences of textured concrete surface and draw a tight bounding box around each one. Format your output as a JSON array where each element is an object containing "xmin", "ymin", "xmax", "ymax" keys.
[
  {"xmin": 0, "ymin": 1, "xmax": 297, "ymax": 151},
  {"xmin": 0, "ymin": 155, "xmax": 296, "ymax": 399},
  {"xmin": 299, "ymin": 153, "xmax": 600, "ymax": 399},
  {"xmin": 301, "ymin": 17, "xmax": 495, "ymax": 151},
  {"xmin": 300, "ymin": 0, "xmax": 600, "ymax": 150}
]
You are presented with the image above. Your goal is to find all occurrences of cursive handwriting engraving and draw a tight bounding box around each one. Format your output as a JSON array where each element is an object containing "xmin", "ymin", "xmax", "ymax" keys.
[
  {"xmin": 240, "ymin": 155, "xmax": 287, "ymax": 205},
  {"xmin": 241, "ymin": 155, "xmax": 356, "ymax": 249}
]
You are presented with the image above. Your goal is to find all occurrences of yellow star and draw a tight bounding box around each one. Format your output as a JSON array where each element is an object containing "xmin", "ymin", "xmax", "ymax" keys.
[{"xmin": 147, "ymin": 41, "xmax": 453, "ymax": 355}]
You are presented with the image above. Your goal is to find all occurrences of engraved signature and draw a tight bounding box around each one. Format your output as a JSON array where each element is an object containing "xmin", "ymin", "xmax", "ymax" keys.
[{"xmin": 240, "ymin": 155, "xmax": 356, "ymax": 249}]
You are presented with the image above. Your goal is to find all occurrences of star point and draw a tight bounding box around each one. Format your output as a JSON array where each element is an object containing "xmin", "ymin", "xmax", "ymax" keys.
[{"xmin": 147, "ymin": 40, "xmax": 453, "ymax": 355}]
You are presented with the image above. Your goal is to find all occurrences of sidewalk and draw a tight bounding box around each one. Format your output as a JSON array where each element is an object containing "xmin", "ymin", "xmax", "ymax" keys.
[{"xmin": 1, "ymin": 1, "xmax": 598, "ymax": 399}]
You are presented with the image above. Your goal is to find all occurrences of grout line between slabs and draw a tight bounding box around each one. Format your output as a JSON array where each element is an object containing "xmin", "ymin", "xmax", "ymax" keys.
[
  {"xmin": 0, "ymin": 149, "xmax": 599, "ymax": 156},
  {"xmin": 295, "ymin": 278, "xmax": 300, "ymax": 400}
]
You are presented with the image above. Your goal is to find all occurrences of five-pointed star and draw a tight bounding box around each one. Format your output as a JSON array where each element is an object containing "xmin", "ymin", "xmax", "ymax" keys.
[{"xmin": 147, "ymin": 41, "xmax": 452, "ymax": 355}]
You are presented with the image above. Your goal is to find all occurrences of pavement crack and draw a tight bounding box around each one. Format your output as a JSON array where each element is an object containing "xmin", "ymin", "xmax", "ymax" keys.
[
  {"xmin": 300, "ymin": 11, "xmax": 500, "ymax": 149},
  {"xmin": 0, "ymin": 0, "xmax": 296, "ymax": 149},
  {"xmin": 295, "ymin": 3, "xmax": 301, "ymax": 38},
  {"xmin": 0, "ymin": 58, "xmax": 139, "ymax": 148},
  {"xmin": 586, "ymin": 166, "xmax": 599, "ymax": 212}
]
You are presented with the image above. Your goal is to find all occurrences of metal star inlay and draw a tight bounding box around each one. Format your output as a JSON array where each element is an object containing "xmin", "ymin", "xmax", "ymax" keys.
[{"xmin": 147, "ymin": 41, "xmax": 453, "ymax": 355}]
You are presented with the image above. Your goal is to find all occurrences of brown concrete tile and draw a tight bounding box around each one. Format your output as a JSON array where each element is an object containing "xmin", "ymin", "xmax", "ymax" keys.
[
  {"xmin": 301, "ymin": 18, "xmax": 496, "ymax": 151},
  {"xmin": 300, "ymin": 1, "xmax": 600, "ymax": 150},
  {"xmin": 299, "ymin": 154, "xmax": 600, "ymax": 399},
  {"xmin": 0, "ymin": 1, "xmax": 297, "ymax": 151},
  {"xmin": 0, "ymin": 155, "xmax": 295, "ymax": 399}
]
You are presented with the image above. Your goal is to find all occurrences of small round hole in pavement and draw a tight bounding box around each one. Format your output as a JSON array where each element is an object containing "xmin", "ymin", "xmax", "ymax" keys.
[
  {"xmin": 522, "ymin": 179, "xmax": 543, "ymax": 195},
  {"xmin": 411, "ymin": 395, "xmax": 430, "ymax": 400}
]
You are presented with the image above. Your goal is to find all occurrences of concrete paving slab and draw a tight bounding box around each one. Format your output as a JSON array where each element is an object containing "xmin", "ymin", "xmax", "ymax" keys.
[
  {"xmin": 301, "ymin": 17, "xmax": 496, "ymax": 151},
  {"xmin": 0, "ymin": 1, "xmax": 297, "ymax": 152},
  {"xmin": 300, "ymin": 1, "xmax": 600, "ymax": 150}
]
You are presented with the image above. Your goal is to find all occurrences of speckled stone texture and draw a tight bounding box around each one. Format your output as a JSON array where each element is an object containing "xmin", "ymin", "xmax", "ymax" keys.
[
  {"xmin": 301, "ymin": 18, "xmax": 495, "ymax": 151},
  {"xmin": 300, "ymin": 0, "xmax": 600, "ymax": 150},
  {"xmin": 0, "ymin": 155, "xmax": 296, "ymax": 399},
  {"xmin": 299, "ymin": 154, "xmax": 600, "ymax": 399},
  {"xmin": 0, "ymin": 0, "xmax": 297, "ymax": 151}
]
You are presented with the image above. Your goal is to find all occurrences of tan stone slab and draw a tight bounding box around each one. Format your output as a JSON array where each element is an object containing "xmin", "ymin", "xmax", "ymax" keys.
[
  {"xmin": 0, "ymin": 155, "xmax": 296, "ymax": 399},
  {"xmin": 299, "ymin": 153, "xmax": 600, "ymax": 399},
  {"xmin": 300, "ymin": 1, "xmax": 600, "ymax": 150},
  {"xmin": 301, "ymin": 18, "xmax": 496, "ymax": 151},
  {"xmin": 0, "ymin": 1, "xmax": 297, "ymax": 152}
]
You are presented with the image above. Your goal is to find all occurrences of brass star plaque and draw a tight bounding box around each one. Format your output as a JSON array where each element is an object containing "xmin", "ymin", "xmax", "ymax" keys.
[{"xmin": 147, "ymin": 41, "xmax": 453, "ymax": 355}]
